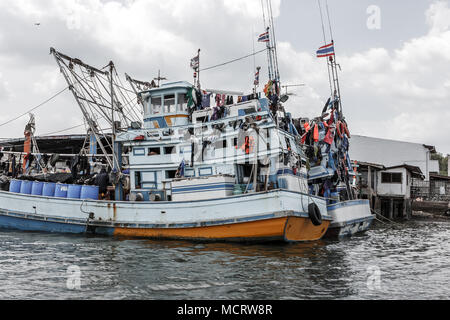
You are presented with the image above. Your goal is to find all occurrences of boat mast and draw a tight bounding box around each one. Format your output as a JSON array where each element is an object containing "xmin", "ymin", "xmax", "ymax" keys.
[
  {"xmin": 325, "ymin": 0, "xmax": 343, "ymax": 113},
  {"xmin": 317, "ymin": 0, "xmax": 334, "ymax": 97}
]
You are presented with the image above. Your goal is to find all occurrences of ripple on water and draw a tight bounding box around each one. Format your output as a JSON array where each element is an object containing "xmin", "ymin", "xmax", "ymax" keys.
[{"xmin": 0, "ymin": 220, "xmax": 449, "ymax": 299}]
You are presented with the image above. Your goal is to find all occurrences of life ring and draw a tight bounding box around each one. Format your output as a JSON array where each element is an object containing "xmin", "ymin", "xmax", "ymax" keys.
[{"xmin": 308, "ymin": 203, "xmax": 323, "ymax": 226}]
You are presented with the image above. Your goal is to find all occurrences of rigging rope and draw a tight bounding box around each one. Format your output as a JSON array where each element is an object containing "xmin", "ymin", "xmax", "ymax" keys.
[
  {"xmin": 0, "ymin": 86, "xmax": 68, "ymax": 128},
  {"xmin": 200, "ymin": 48, "xmax": 267, "ymax": 72}
]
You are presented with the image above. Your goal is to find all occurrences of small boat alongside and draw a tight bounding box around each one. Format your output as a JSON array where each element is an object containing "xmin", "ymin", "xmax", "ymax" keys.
[{"xmin": 300, "ymin": 38, "xmax": 375, "ymax": 238}]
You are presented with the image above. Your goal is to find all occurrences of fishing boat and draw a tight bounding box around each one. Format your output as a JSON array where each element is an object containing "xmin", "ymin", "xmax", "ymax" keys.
[
  {"xmin": 0, "ymin": 72, "xmax": 332, "ymax": 242},
  {"xmin": 0, "ymin": 1, "xmax": 335, "ymax": 242}
]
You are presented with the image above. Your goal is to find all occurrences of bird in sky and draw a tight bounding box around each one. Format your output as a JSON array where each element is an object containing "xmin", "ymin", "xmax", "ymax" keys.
[{"xmin": 34, "ymin": 23, "xmax": 41, "ymax": 26}]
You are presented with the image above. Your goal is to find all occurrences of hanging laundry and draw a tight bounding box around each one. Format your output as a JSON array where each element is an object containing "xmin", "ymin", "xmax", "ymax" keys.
[
  {"xmin": 323, "ymin": 127, "xmax": 335, "ymax": 145},
  {"xmin": 313, "ymin": 124, "xmax": 319, "ymax": 142},
  {"xmin": 215, "ymin": 94, "xmax": 221, "ymax": 107},
  {"xmin": 201, "ymin": 92, "xmax": 211, "ymax": 108}
]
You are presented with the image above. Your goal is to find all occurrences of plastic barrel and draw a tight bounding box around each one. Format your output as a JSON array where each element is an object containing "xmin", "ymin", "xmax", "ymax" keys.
[
  {"xmin": 31, "ymin": 181, "xmax": 44, "ymax": 196},
  {"xmin": 233, "ymin": 184, "xmax": 243, "ymax": 195},
  {"xmin": 20, "ymin": 180, "xmax": 33, "ymax": 195},
  {"xmin": 67, "ymin": 184, "xmax": 82, "ymax": 199},
  {"xmin": 80, "ymin": 185, "xmax": 99, "ymax": 200},
  {"xmin": 54, "ymin": 183, "xmax": 68, "ymax": 198},
  {"xmin": 9, "ymin": 179, "xmax": 22, "ymax": 193},
  {"xmin": 42, "ymin": 182, "xmax": 56, "ymax": 197}
]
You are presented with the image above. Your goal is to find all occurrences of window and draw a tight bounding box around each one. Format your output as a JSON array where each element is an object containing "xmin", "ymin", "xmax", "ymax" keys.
[
  {"xmin": 214, "ymin": 140, "xmax": 227, "ymax": 149},
  {"xmin": 135, "ymin": 171, "xmax": 142, "ymax": 189},
  {"xmin": 178, "ymin": 93, "xmax": 188, "ymax": 112},
  {"xmin": 133, "ymin": 148, "xmax": 145, "ymax": 156},
  {"xmin": 164, "ymin": 94, "xmax": 176, "ymax": 113},
  {"xmin": 165, "ymin": 170, "xmax": 177, "ymax": 179},
  {"xmin": 185, "ymin": 169, "xmax": 195, "ymax": 177},
  {"xmin": 141, "ymin": 171, "xmax": 157, "ymax": 189},
  {"xmin": 151, "ymin": 96, "xmax": 162, "ymax": 115},
  {"xmin": 392, "ymin": 173, "xmax": 402, "ymax": 183},
  {"xmin": 199, "ymin": 167, "xmax": 213, "ymax": 176},
  {"xmin": 144, "ymin": 97, "xmax": 150, "ymax": 115},
  {"xmin": 381, "ymin": 172, "xmax": 402, "ymax": 184},
  {"xmin": 371, "ymin": 169, "xmax": 375, "ymax": 189},
  {"xmin": 148, "ymin": 147, "xmax": 161, "ymax": 156},
  {"xmin": 360, "ymin": 169, "xmax": 368, "ymax": 187},
  {"xmin": 164, "ymin": 146, "xmax": 175, "ymax": 155}
]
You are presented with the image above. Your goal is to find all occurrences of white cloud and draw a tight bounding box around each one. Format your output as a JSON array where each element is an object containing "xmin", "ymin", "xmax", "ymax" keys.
[
  {"xmin": 279, "ymin": 0, "xmax": 450, "ymax": 154},
  {"xmin": 0, "ymin": 0, "xmax": 449, "ymax": 155}
]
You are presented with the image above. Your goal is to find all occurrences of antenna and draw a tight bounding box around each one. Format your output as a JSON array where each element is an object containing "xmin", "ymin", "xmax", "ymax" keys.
[
  {"xmin": 281, "ymin": 84, "xmax": 305, "ymax": 96},
  {"xmin": 153, "ymin": 70, "xmax": 167, "ymax": 87}
]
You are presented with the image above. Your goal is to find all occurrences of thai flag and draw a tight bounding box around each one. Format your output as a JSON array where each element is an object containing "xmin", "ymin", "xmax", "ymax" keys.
[
  {"xmin": 316, "ymin": 42, "xmax": 335, "ymax": 58},
  {"xmin": 258, "ymin": 32, "xmax": 270, "ymax": 43}
]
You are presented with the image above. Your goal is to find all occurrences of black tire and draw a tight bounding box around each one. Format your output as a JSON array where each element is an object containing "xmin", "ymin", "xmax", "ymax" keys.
[{"xmin": 308, "ymin": 203, "xmax": 323, "ymax": 226}]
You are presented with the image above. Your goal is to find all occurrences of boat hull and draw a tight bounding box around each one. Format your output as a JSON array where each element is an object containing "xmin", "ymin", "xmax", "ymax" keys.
[
  {"xmin": 0, "ymin": 190, "xmax": 332, "ymax": 243},
  {"xmin": 324, "ymin": 200, "xmax": 375, "ymax": 238}
]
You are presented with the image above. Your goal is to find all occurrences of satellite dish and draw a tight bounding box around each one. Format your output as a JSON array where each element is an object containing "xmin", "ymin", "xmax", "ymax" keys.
[{"xmin": 280, "ymin": 94, "xmax": 289, "ymax": 103}]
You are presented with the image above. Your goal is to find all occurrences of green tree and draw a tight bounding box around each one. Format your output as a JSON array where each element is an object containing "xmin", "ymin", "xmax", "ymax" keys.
[{"xmin": 431, "ymin": 153, "xmax": 448, "ymax": 176}]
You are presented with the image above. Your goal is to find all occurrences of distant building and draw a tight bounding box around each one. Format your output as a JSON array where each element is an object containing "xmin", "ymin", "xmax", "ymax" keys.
[
  {"xmin": 349, "ymin": 135, "xmax": 443, "ymax": 219},
  {"xmin": 354, "ymin": 162, "xmax": 423, "ymax": 219},
  {"xmin": 349, "ymin": 135, "xmax": 438, "ymax": 181}
]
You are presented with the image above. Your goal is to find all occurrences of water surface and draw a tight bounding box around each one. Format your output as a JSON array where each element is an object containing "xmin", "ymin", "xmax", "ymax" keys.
[{"xmin": 0, "ymin": 220, "xmax": 448, "ymax": 300}]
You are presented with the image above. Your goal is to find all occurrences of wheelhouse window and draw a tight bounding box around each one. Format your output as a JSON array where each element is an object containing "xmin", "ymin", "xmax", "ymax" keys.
[
  {"xmin": 214, "ymin": 140, "xmax": 227, "ymax": 149},
  {"xmin": 178, "ymin": 93, "xmax": 188, "ymax": 112},
  {"xmin": 164, "ymin": 146, "xmax": 175, "ymax": 154},
  {"xmin": 165, "ymin": 170, "xmax": 177, "ymax": 179},
  {"xmin": 141, "ymin": 171, "xmax": 157, "ymax": 189},
  {"xmin": 164, "ymin": 94, "xmax": 176, "ymax": 113},
  {"xmin": 381, "ymin": 172, "xmax": 402, "ymax": 184},
  {"xmin": 148, "ymin": 147, "xmax": 161, "ymax": 156},
  {"xmin": 151, "ymin": 96, "xmax": 162, "ymax": 115},
  {"xmin": 135, "ymin": 171, "xmax": 142, "ymax": 189}
]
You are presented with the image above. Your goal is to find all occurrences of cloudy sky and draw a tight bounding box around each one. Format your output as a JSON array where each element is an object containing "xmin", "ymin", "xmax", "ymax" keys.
[{"xmin": 0, "ymin": 0, "xmax": 449, "ymax": 155}]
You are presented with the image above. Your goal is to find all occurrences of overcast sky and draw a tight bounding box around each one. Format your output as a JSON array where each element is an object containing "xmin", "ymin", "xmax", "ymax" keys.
[{"xmin": 0, "ymin": 0, "xmax": 449, "ymax": 155}]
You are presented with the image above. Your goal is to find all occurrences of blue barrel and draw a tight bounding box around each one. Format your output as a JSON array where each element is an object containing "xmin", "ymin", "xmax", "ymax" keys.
[
  {"xmin": 80, "ymin": 185, "xmax": 99, "ymax": 200},
  {"xmin": 20, "ymin": 180, "xmax": 33, "ymax": 195},
  {"xmin": 67, "ymin": 184, "xmax": 82, "ymax": 199},
  {"xmin": 31, "ymin": 181, "xmax": 44, "ymax": 196},
  {"xmin": 42, "ymin": 182, "xmax": 56, "ymax": 197},
  {"xmin": 54, "ymin": 183, "xmax": 68, "ymax": 198},
  {"xmin": 9, "ymin": 179, "xmax": 22, "ymax": 193}
]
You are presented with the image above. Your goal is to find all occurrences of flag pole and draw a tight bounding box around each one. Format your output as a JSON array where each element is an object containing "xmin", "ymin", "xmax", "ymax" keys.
[{"xmin": 197, "ymin": 49, "xmax": 201, "ymax": 90}]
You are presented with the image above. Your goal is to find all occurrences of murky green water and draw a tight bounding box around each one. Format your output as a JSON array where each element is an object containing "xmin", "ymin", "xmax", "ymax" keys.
[{"xmin": 0, "ymin": 219, "xmax": 448, "ymax": 300}]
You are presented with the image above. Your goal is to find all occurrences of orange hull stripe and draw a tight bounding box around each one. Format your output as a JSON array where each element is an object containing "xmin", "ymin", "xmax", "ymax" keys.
[
  {"xmin": 114, "ymin": 217, "xmax": 288, "ymax": 240},
  {"xmin": 113, "ymin": 216, "xmax": 330, "ymax": 242},
  {"xmin": 284, "ymin": 217, "xmax": 330, "ymax": 241}
]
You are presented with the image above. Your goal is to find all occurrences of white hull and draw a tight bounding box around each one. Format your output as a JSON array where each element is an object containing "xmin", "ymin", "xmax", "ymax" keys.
[
  {"xmin": 324, "ymin": 200, "xmax": 375, "ymax": 238},
  {"xmin": 0, "ymin": 189, "xmax": 332, "ymax": 242}
]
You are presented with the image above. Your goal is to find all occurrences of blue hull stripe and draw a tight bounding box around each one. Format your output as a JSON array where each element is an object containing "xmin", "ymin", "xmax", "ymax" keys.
[{"xmin": 0, "ymin": 215, "xmax": 88, "ymax": 234}]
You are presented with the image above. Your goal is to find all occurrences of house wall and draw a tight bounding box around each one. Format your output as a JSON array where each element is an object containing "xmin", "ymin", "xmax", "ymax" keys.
[
  {"xmin": 349, "ymin": 135, "xmax": 434, "ymax": 180},
  {"xmin": 377, "ymin": 168, "xmax": 409, "ymax": 197}
]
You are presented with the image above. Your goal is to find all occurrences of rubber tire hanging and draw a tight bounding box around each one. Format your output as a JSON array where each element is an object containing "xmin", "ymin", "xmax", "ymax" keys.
[{"xmin": 308, "ymin": 203, "xmax": 323, "ymax": 226}]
